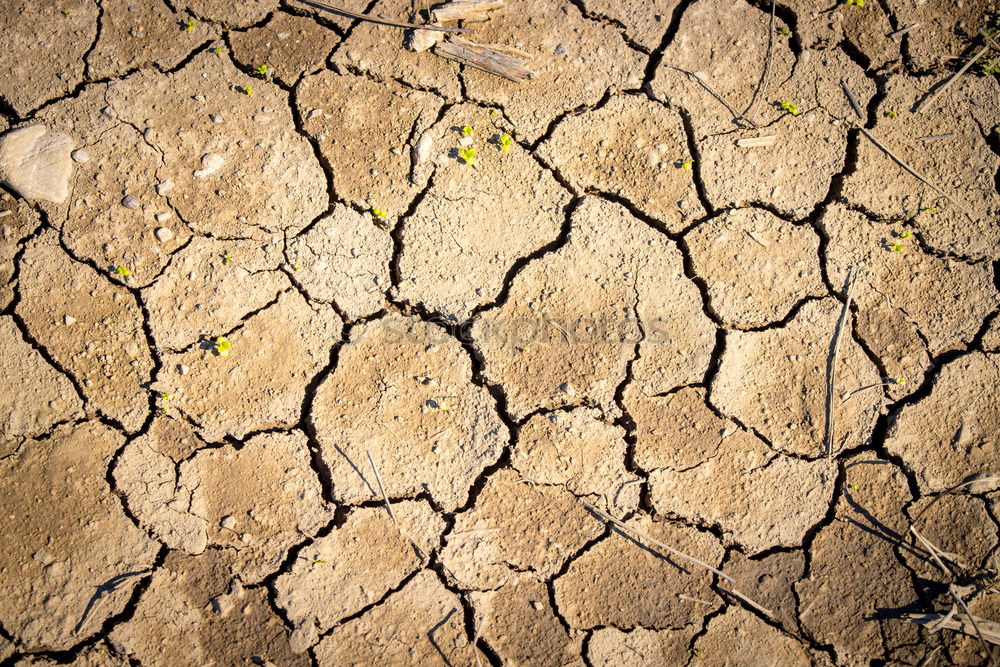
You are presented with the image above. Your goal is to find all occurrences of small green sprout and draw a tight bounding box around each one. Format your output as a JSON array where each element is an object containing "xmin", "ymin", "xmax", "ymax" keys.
[
  {"xmin": 215, "ymin": 336, "xmax": 232, "ymax": 358},
  {"xmin": 183, "ymin": 17, "xmax": 196, "ymax": 31},
  {"xmin": 848, "ymin": 483, "xmax": 857, "ymax": 490},
  {"xmin": 779, "ymin": 101, "xmax": 799, "ymax": 116},
  {"xmin": 61, "ymin": 9, "xmax": 71, "ymax": 16},
  {"xmin": 292, "ymin": 264, "xmax": 301, "ymax": 271},
  {"xmin": 461, "ymin": 125, "xmax": 474, "ymax": 137},
  {"xmin": 308, "ymin": 557, "xmax": 327, "ymax": 564},
  {"xmin": 115, "ymin": 266, "xmax": 132, "ymax": 276},
  {"xmin": 681, "ymin": 159, "xmax": 694, "ymax": 170},
  {"xmin": 898, "ymin": 230, "xmax": 911, "ymax": 239},
  {"xmin": 223, "ymin": 250, "xmax": 231, "ymax": 265},
  {"xmin": 160, "ymin": 392, "xmax": 172, "ymax": 401},
  {"xmin": 845, "ymin": 0, "xmax": 864, "ymax": 6},
  {"xmin": 458, "ymin": 146, "xmax": 476, "ymax": 166},
  {"xmin": 243, "ymin": 85, "xmax": 253, "ymax": 96},
  {"xmin": 500, "ymin": 133, "xmax": 513, "ymax": 152},
  {"xmin": 777, "ymin": 26, "xmax": 791, "ymax": 37},
  {"xmin": 212, "ymin": 47, "xmax": 223, "ymax": 54},
  {"xmin": 372, "ymin": 208, "xmax": 387, "ymax": 220},
  {"xmin": 980, "ymin": 57, "xmax": 1000, "ymax": 76},
  {"xmin": 254, "ymin": 64, "xmax": 268, "ymax": 75},
  {"xmin": 884, "ymin": 110, "xmax": 898, "ymax": 118},
  {"xmin": 889, "ymin": 241, "xmax": 904, "ymax": 252},
  {"xmin": 896, "ymin": 377, "xmax": 906, "ymax": 385},
  {"xmin": 490, "ymin": 109, "xmax": 498, "ymax": 116}
]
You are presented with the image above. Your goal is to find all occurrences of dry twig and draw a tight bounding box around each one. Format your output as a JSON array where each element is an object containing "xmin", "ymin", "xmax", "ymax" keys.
[
  {"xmin": 744, "ymin": 0, "xmax": 776, "ymax": 123},
  {"xmin": 297, "ymin": 0, "xmax": 472, "ymax": 32},
  {"xmin": 825, "ymin": 266, "xmax": 857, "ymax": 458}
]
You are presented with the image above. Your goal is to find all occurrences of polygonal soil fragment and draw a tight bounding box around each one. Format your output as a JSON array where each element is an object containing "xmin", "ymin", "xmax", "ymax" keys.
[
  {"xmin": 470, "ymin": 574, "xmax": 581, "ymax": 666},
  {"xmin": 902, "ymin": 494, "xmax": 998, "ymax": 580},
  {"xmin": 313, "ymin": 570, "xmax": 484, "ymax": 666},
  {"xmin": 229, "ymin": 12, "xmax": 340, "ymax": 87},
  {"xmin": 16, "ymin": 230, "xmax": 154, "ymax": 432},
  {"xmin": 285, "ymin": 203, "xmax": 392, "ymax": 319},
  {"xmin": 157, "ymin": 289, "xmax": 342, "ymax": 441},
  {"xmin": 885, "ymin": 0, "xmax": 993, "ymax": 72},
  {"xmin": 583, "ymin": 0, "xmax": 679, "ymax": 51},
  {"xmin": 396, "ymin": 104, "xmax": 569, "ymax": 318},
  {"xmin": 536, "ymin": 95, "xmax": 705, "ymax": 232},
  {"xmin": 649, "ymin": 427, "xmax": 836, "ymax": 553},
  {"xmin": 178, "ymin": 431, "xmax": 332, "ymax": 582},
  {"xmin": 712, "ymin": 298, "xmax": 884, "ymax": 457},
  {"xmin": 652, "ymin": 0, "xmax": 796, "ymax": 136},
  {"xmin": 693, "ymin": 606, "xmax": 812, "ymax": 665},
  {"xmin": 840, "ymin": 75, "xmax": 1000, "ymax": 259},
  {"xmin": 461, "ymin": 0, "xmax": 645, "ymax": 142},
  {"xmin": 886, "ymin": 352, "xmax": 1000, "ymax": 493},
  {"xmin": 0, "ymin": 197, "xmax": 40, "ymax": 309},
  {"xmin": 822, "ymin": 204, "xmax": 997, "ymax": 397},
  {"xmin": 796, "ymin": 455, "xmax": 918, "ymax": 665},
  {"xmin": 88, "ymin": 0, "xmax": 215, "ymax": 80},
  {"xmin": 473, "ymin": 196, "xmax": 713, "ymax": 420},
  {"xmin": 692, "ymin": 49, "xmax": 874, "ymax": 218},
  {"xmin": 36, "ymin": 91, "xmax": 188, "ymax": 286},
  {"xmin": 296, "ymin": 70, "xmax": 441, "ymax": 217},
  {"xmin": 311, "ymin": 314, "xmax": 506, "ymax": 510},
  {"xmin": 0, "ymin": 422, "xmax": 159, "ymax": 651},
  {"xmin": 721, "ymin": 549, "xmax": 805, "ymax": 633},
  {"xmin": 984, "ymin": 315, "xmax": 1000, "ymax": 352},
  {"xmin": 554, "ymin": 514, "xmax": 724, "ymax": 630},
  {"xmin": 109, "ymin": 549, "xmax": 306, "ymax": 666},
  {"xmin": 275, "ymin": 500, "xmax": 443, "ymax": 633},
  {"xmin": 439, "ymin": 469, "xmax": 604, "ymax": 590},
  {"xmin": 142, "ymin": 236, "xmax": 288, "ymax": 350},
  {"xmin": 685, "ymin": 208, "xmax": 826, "ymax": 327},
  {"xmin": 0, "ymin": 316, "xmax": 82, "ymax": 440},
  {"xmin": 173, "ymin": 0, "xmax": 277, "ymax": 27},
  {"xmin": 112, "ymin": 417, "xmax": 208, "ymax": 554},
  {"xmin": 587, "ymin": 626, "xmax": 698, "ymax": 666},
  {"xmin": 628, "ymin": 386, "xmax": 725, "ymax": 472},
  {"xmin": 0, "ymin": 0, "xmax": 98, "ymax": 116},
  {"xmin": 795, "ymin": 0, "xmax": 898, "ymax": 70},
  {"xmin": 331, "ymin": 0, "xmax": 462, "ymax": 100},
  {"xmin": 102, "ymin": 52, "xmax": 327, "ymax": 239},
  {"xmin": 513, "ymin": 408, "xmax": 640, "ymax": 514}
]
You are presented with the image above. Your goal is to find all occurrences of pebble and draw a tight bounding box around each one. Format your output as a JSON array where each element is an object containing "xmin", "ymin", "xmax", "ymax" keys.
[
  {"xmin": 412, "ymin": 132, "xmax": 433, "ymax": 164},
  {"xmin": 154, "ymin": 211, "xmax": 172, "ymax": 222},
  {"xmin": 63, "ymin": 315, "xmax": 76, "ymax": 326},
  {"xmin": 0, "ymin": 124, "xmax": 75, "ymax": 203},
  {"xmin": 194, "ymin": 153, "xmax": 224, "ymax": 178},
  {"xmin": 121, "ymin": 194, "xmax": 140, "ymax": 209},
  {"xmin": 220, "ymin": 515, "xmax": 236, "ymax": 530},
  {"xmin": 210, "ymin": 114, "xmax": 223, "ymax": 123},
  {"xmin": 559, "ymin": 382, "xmax": 576, "ymax": 396},
  {"xmin": 178, "ymin": 364, "xmax": 189, "ymax": 375},
  {"xmin": 154, "ymin": 227, "xmax": 174, "ymax": 242},
  {"xmin": 458, "ymin": 136, "xmax": 474, "ymax": 148},
  {"xmin": 155, "ymin": 180, "xmax": 173, "ymax": 195},
  {"xmin": 554, "ymin": 43, "xmax": 566, "ymax": 55},
  {"xmin": 306, "ymin": 109, "xmax": 323, "ymax": 120},
  {"xmin": 70, "ymin": 149, "xmax": 90, "ymax": 163}
]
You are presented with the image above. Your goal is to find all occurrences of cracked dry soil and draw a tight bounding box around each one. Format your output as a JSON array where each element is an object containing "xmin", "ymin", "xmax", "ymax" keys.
[{"xmin": 0, "ymin": 0, "xmax": 998, "ymax": 664}]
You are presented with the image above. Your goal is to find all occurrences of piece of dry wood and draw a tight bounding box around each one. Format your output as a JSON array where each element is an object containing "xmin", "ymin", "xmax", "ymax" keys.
[
  {"xmin": 905, "ymin": 613, "xmax": 1000, "ymax": 645},
  {"xmin": 432, "ymin": 0, "xmax": 504, "ymax": 23},
  {"xmin": 915, "ymin": 45, "xmax": 989, "ymax": 113},
  {"xmin": 297, "ymin": 0, "xmax": 472, "ymax": 32},
  {"xmin": 888, "ymin": 23, "xmax": 918, "ymax": 38},
  {"xmin": 433, "ymin": 36, "xmax": 532, "ymax": 82},
  {"xmin": 840, "ymin": 80, "xmax": 864, "ymax": 120},
  {"xmin": 735, "ymin": 135, "xmax": 777, "ymax": 148}
]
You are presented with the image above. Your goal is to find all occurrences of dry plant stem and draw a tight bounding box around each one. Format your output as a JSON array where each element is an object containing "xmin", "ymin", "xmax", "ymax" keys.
[
  {"xmin": 840, "ymin": 80, "xmax": 864, "ymax": 120},
  {"xmin": 918, "ymin": 134, "xmax": 955, "ymax": 142},
  {"xmin": 908, "ymin": 613, "xmax": 1000, "ymax": 645},
  {"xmin": 433, "ymin": 37, "xmax": 533, "ymax": 82},
  {"xmin": 907, "ymin": 475, "xmax": 1000, "ymax": 529},
  {"xmin": 888, "ymin": 23, "xmax": 919, "ymax": 38},
  {"xmin": 668, "ymin": 67, "xmax": 758, "ymax": 128},
  {"xmin": 743, "ymin": 0, "xmax": 776, "ymax": 123},
  {"xmin": 432, "ymin": 0, "xmax": 505, "ymax": 23},
  {"xmin": 297, "ymin": 0, "xmax": 473, "ymax": 32},
  {"xmin": 736, "ymin": 135, "xmax": 777, "ymax": 148},
  {"xmin": 366, "ymin": 450, "xmax": 426, "ymax": 562},
  {"xmin": 915, "ymin": 45, "xmax": 989, "ymax": 113},
  {"xmin": 825, "ymin": 266, "xmax": 857, "ymax": 458},
  {"xmin": 582, "ymin": 503, "xmax": 776, "ymax": 617}
]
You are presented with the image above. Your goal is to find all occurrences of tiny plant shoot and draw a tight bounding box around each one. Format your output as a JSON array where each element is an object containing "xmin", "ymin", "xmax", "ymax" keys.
[
  {"xmin": 459, "ymin": 147, "xmax": 476, "ymax": 166},
  {"xmin": 223, "ymin": 250, "xmax": 231, "ymax": 265},
  {"xmin": 845, "ymin": 0, "xmax": 864, "ymax": 6},
  {"xmin": 372, "ymin": 208, "xmax": 387, "ymax": 220},
  {"xmin": 243, "ymin": 85, "xmax": 253, "ymax": 96},
  {"xmin": 254, "ymin": 64, "xmax": 268, "ymax": 75},
  {"xmin": 115, "ymin": 266, "xmax": 132, "ymax": 276},
  {"xmin": 212, "ymin": 47, "xmax": 223, "ymax": 54},
  {"xmin": 780, "ymin": 101, "xmax": 799, "ymax": 116},
  {"xmin": 461, "ymin": 125, "xmax": 474, "ymax": 137},
  {"xmin": 777, "ymin": 26, "xmax": 791, "ymax": 37},
  {"xmin": 183, "ymin": 17, "xmax": 196, "ymax": 31},
  {"xmin": 215, "ymin": 336, "xmax": 232, "ymax": 358},
  {"xmin": 681, "ymin": 159, "xmax": 694, "ymax": 170},
  {"xmin": 500, "ymin": 134, "xmax": 513, "ymax": 152}
]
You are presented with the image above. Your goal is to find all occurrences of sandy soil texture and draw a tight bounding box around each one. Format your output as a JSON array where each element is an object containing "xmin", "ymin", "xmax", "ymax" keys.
[{"xmin": 0, "ymin": 0, "xmax": 998, "ymax": 664}]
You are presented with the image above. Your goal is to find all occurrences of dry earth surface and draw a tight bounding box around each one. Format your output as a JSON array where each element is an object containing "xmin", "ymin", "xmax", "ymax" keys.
[{"xmin": 0, "ymin": 0, "xmax": 998, "ymax": 664}]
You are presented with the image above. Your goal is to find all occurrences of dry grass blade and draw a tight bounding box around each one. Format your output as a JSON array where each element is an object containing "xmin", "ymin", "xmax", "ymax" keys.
[
  {"xmin": 668, "ymin": 67, "xmax": 758, "ymax": 128},
  {"xmin": 743, "ymin": 0, "xmax": 776, "ymax": 123},
  {"xmin": 366, "ymin": 450, "xmax": 426, "ymax": 562},
  {"xmin": 581, "ymin": 503, "xmax": 776, "ymax": 618},
  {"xmin": 907, "ymin": 474, "xmax": 1000, "ymax": 530},
  {"xmin": 888, "ymin": 23, "xmax": 919, "ymax": 38},
  {"xmin": 432, "ymin": 0, "xmax": 504, "ymax": 23},
  {"xmin": 905, "ymin": 612, "xmax": 1000, "ymax": 645},
  {"xmin": 825, "ymin": 266, "xmax": 857, "ymax": 458},
  {"xmin": 840, "ymin": 80, "xmax": 864, "ymax": 120},
  {"xmin": 434, "ymin": 37, "xmax": 533, "ymax": 82},
  {"xmin": 736, "ymin": 135, "xmax": 777, "ymax": 148},
  {"xmin": 297, "ymin": 0, "xmax": 472, "ymax": 32},
  {"xmin": 916, "ymin": 45, "xmax": 989, "ymax": 113}
]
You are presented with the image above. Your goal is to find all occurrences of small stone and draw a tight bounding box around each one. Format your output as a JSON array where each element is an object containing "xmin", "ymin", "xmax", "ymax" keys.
[
  {"xmin": 306, "ymin": 109, "xmax": 323, "ymax": 120},
  {"xmin": 220, "ymin": 515, "xmax": 236, "ymax": 530},
  {"xmin": 154, "ymin": 227, "xmax": 174, "ymax": 242},
  {"xmin": 121, "ymin": 195, "xmax": 140, "ymax": 210},
  {"xmin": 0, "ymin": 125, "xmax": 75, "ymax": 203},
  {"xmin": 458, "ymin": 136, "xmax": 473, "ymax": 148},
  {"xmin": 194, "ymin": 153, "xmax": 224, "ymax": 178},
  {"xmin": 155, "ymin": 180, "xmax": 173, "ymax": 195},
  {"xmin": 178, "ymin": 364, "xmax": 189, "ymax": 376},
  {"xmin": 529, "ymin": 600, "xmax": 543, "ymax": 610},
  {"xmin": 210, "ymin": 114, "xmax": 223, "ymax": 123},
  {"xmin": 554, "ymin": 43, "xmax": 567, "ymax": 55},
  {"xmin": 413, "ymin": 132, "xmax": 433, "ymax": 164},
  {"xmin": 154, "ymin": 211, "xmax": 172, "ymax": 223},
  {"xmin": 70, "ymin": 149, "xmax": 90, "ymax": 163},
  {"xmin": 559, "ymin": 382, "xmax": 576, "ymax": 396},
  {"xmin": 63, "ymin": 315, "xmax": 76, "ymax": 326}
]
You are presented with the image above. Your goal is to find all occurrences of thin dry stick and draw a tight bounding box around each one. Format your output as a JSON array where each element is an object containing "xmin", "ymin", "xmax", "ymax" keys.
[
  {"xmin": 366, "ymin": 450, "xmax": 426, "ymax": 561},
  {"xmin": 581, "ymin": 503, "xmax": 775, "ymax": 616},
  {"xmin": 825, "ymin": 266, "xmax": 857, "ymax": 458},
  {"xmin": 908, "ymin": 613, "xmax": 1000, "ymax": 645},
  {"xmin": 916, "ymin": 45, "xmax": 989, "ymax": 113},
  {"xmin": 840, "ymin": 80, "xmax": 864, "ymax": 120},
  {"xmin": 668, "ymin": 67, "xmax": 758, "ymax": 128},
  {"xmin": 744, "ymin": 0, "xmax": 776, "ymax": 123},
  {"xmin": 297, "ymin": 0, "xmax": 473, "ymax": 32},
  {"xmin": 888, "ymin": 23, "xmax": 919, "ymax": 38},
  {"xmin": 906, "ymin": 475, "xmax": 1000, "ymax": 531}
]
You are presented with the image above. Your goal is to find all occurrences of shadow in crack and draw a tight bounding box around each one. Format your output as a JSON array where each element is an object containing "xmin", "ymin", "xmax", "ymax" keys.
[
  {"xmin": 74, "ymin": 568, "xmax": 152, "ymax": 635},
  {"xmin": 427, "ymin": 607, "xmax": 458, "ymax": 667}
]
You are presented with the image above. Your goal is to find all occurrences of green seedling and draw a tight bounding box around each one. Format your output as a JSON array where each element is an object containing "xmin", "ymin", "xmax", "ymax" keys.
[
  {"xmin": 254, "ymin": 64, "xmax": 268, "ymax": 75},
  {"xmin": 372, "ymin": 208, "xmax": 387, "ymax": 220},
  {"xmin": 490, "ymin": 109, "xmax": 498, "ymax": 117},
  {"xmin": 898, "ymin": 230, "xmax": 911, "ymax": 239},
  {"xmin": 115, "ymin": 266, "xmax": 132, "ymax": 276},
  {"xmin": 61, "ymin": 9, "xmax": 71, "ymax": 16},
  {"xmin": 223, "ymin": 250, "xmax": 231, "ymax": 265},
  {"xmin": 500, "ymin": 133, "xmax": 513, "ymax": 152},
  {"xmin": 681, "ymin": 159, "xmax": 694, "ymax": 170},
  {"xmin": 215, "ymin": 336, "xmax": 232, "ymax": 357},
  {"xmin": 884, "ymin": 110, "xmax": 898, "ymax": 118},
  {"xmin": 845, "ymin": 0, "xmax": 864, "ymax": 6},
  {"xmin": 183, "ymin": 17, "xmax": 195, "ymax": 31},
  {"xmin": 981, "ymin": 57, "xmax": 1000, "ymax": 76},
  {"xmin": 848, "ymin": 483, "xmax": 857, "ymax": 489},
  {"xmin": 242, "ymin": 85, "xmax": 253, "ymax": 96},
  {"xmin": 461, "ymin": 125, "xmax": 474, "ymax": 137},
  {"xmin": 458, "ymin": 146, "xmax": 476, "ymax": 166},
  {"xmin": 889, "ymin": 241, "xmax": 904, "ymax": 252},
  {"xmin": 292, "ymin": 264, "xmax": 301, "ymax": 271},
  {"xmin": 212, "ymin": 47, "xmax": 223, "ymax": 54},
  {"xmin": 779, "ymin": 101, "xmax": 799, "ymax": 116},
  {"xmin": 308, "ymin": 557, "xmax": 327, "ymax": 564},
  {"xmin": 896, "ymin": 377, "xmax": 906, "ymax": 385},
  {"xmin": 777, "ymin": 26, "xmax": 791, "ymax": 37},
  {"xmin": 160, "ymin": 392, "xmax": 172, "ymax": 401}
]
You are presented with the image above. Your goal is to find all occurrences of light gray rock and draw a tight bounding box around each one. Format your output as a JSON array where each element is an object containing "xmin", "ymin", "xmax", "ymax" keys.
[{"xmin": 0, "ymin": 125, "xmax": 74, "ymax": 203}]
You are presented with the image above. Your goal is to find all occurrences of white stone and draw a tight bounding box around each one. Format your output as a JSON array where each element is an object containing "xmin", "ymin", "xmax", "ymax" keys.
[{"xmin": 0, "ymin": 125, "xmax": 75, "ymax": 203}]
